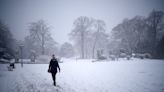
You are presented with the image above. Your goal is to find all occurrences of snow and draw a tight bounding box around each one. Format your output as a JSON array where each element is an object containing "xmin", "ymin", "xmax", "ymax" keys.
[{"xmin": 0, "ymin": 59, "xmax": 164, "ymax": 92}]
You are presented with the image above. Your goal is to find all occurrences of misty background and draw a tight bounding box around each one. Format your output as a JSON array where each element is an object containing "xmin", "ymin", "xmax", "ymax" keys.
[
  {"xmin": 0, "ymin": 0, "xmax": 164, "ymax": 62},
  {"xmin": 0, "ymin": 0, "xmax": 164, "ymax": 44}
]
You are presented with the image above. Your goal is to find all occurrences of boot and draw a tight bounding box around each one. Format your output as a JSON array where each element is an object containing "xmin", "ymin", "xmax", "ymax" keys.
[{"xmin": 54, "ymin": 82, "xmax": 56, "ymax": 86}]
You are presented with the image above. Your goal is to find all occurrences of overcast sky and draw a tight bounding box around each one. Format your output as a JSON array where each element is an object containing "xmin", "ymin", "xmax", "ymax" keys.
[{"xmin": 0, "ymin": 0, "xmax": 164, "ymax": 44}]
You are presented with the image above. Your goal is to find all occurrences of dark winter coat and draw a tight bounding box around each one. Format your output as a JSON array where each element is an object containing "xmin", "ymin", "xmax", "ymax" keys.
[{"xmin": 48, "ymin": 58, "xmax": 60, "ymax": 73}]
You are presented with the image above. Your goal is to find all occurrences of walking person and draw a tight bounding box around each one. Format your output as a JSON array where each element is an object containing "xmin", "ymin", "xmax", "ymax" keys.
[{"xmin": 48, "ymin": 54, "xmax": 60, "ymax": 86}]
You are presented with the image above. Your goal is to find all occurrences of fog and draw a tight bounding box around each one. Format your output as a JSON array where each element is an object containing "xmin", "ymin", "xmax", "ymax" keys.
[
  {"xmin": 0, "ymin": 0, "xmax": 163, "ymax": 44},
  {"xmin": 0, "ymin": 1, "xmax": 164, "ymax": 91}
]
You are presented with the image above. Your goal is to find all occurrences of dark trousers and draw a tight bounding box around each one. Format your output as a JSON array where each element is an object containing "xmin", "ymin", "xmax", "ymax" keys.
[{"xmin": 51, "ymin": 72, "xmax": 57, "ymax": 86}]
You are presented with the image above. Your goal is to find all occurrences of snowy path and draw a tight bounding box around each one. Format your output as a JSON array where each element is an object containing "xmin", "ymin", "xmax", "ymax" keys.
[{"xmin": 0, "ymin": 59, "xmax": 164, "ymax": 92}]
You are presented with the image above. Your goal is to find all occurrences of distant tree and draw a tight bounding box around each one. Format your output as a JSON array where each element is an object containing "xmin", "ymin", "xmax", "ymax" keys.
[
  {"xmin": 129, "ymin": 16, "xmax": 150, "ymax": 53},
  {"xmin": 28, "ymin": 20, "xmax": 57, "ymax": 55},
  {"xmin": 59, "ymin": 42, "xmax": 74, "ymax": 58},
  {"xmin": 110, "ymin": 10, "xmax": 164, "ymax": 58},
  {"xmin": 92, "ymin": 19, "xmax": 107, "ymax": 58},
  {"xmin": 111, "ymin": 18, "xmax": 137, "ymax": 54},
  {"xmin": 111, "ymin": 16, "xmax": 151, "ymax": 55},
  {"xmin": 23, "ymin": 36, "xmax": 37, "ymax": 58},
  {"xmin": 70, "ymin": 16, "xmax": 93, "ymax": 59},
  {"xmin": 147, "ymin": 10, "xmax": 164, "ymax": 55},
  {"xmin": 156, "ymin": 36, "xmax": 164, "ymax": 59},
  {"xmin": 0, "ymin": 20, "xmax": 15, "ymax": 59}
]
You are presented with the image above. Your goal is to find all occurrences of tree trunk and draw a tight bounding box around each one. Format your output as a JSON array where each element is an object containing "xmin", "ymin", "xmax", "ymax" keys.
[
  {"xmin": 41, "ymin": 35, "xmax": 45, "ymax": 55},
  {"xmin": 92, "ymin": 39, "xmax": 97, "ymax": 59},
  {"xmin": 81, "ymin": 31, "xmax": 84, "ymax": 59}
]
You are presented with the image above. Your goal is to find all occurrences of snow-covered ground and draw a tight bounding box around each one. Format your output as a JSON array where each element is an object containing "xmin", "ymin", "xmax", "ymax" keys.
[{"xmin": 0, "ymin": 59, "xmax": 164, "ymax": 92}]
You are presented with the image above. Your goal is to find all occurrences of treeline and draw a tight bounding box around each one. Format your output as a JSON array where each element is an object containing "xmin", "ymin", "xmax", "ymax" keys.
[
  {"xmin": 0, "ymin": 10, "xmax": 164, "ymax": 60},
  {"xmin": 23, "ymin": 20, "xmax": 74, "ymax": 59},
  {"xmin": 70, "ymin": 10, "xmax": 164, "ymax": 59},
  {"xmin": 0, "ymin": 20, "xmax": 75, "ymax": 60}
]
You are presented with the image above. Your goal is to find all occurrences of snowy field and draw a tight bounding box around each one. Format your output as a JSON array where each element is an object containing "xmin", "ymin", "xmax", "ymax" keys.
[{"xmin": 0, "ymin": 59, "xmax": 164, "ymax": 92}]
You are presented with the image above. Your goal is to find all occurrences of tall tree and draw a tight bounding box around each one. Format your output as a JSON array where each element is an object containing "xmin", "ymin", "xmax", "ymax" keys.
[
  {"xmin": 92, "ymin": 20, "xmax": 107, "ymax": 58},
  {"xmin": 0, "ymin": 20, "xmax": 15, "ymax": 58},
  {"xmin": 111, "ymin": 16, "xmax": 150, "ymax": 54},
  {"xmin": 70, "ymin": 16, "xmax": 93, "ymax": 58},
  {"xmin": 147, "ymin": 10, "xmax": 164, "ymax": 55},
  {"xmin": 110, "ymin": 10, "xmax": 164, "ymax": 58},
  {"xmin": 29, "ymin": 20, "xmax": 55, "ymax": 55},
  {"xmin": 157, "ymin": 36, "xmax": 164, "ymax": 59}
]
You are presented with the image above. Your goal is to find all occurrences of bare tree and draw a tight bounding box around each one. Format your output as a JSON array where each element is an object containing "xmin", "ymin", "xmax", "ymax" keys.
[
  {"xmin": 110, "ymin": 10, "xmax": 164, "ymax": 58},
  {"xmin": 92, "ymin": 20, "xmax": 106, "ymax": 58},
  {"xmin": 111, "ymin": 17, "xmax": 148, "ymax": 54},
  {"xmin": 147, "ymin": 10, "xmax": 164, "ymax": 54},
  {"xmin": 29, "ymin": 20, "xmax": 54, "ymax": 55},
  {"xmin": 70, "ymin": 16, "xmax": 93, "ymax": 59}
]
